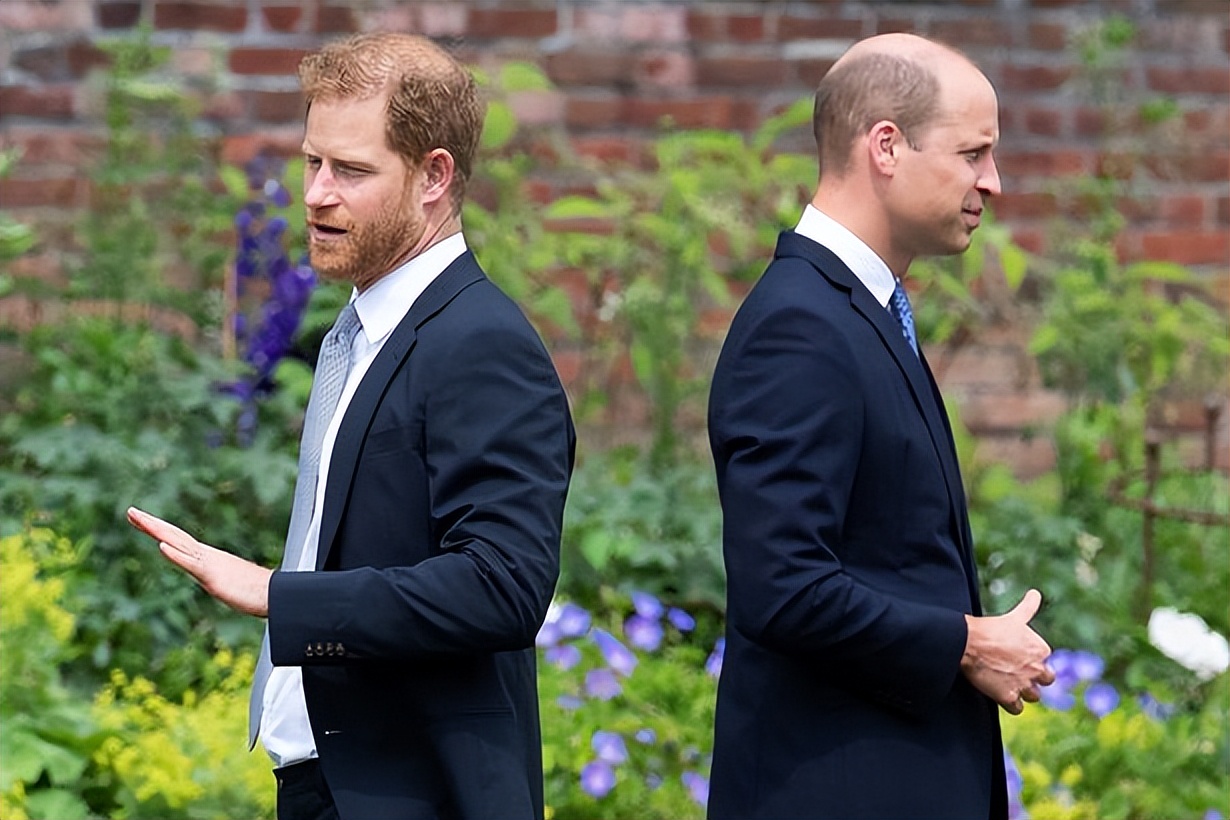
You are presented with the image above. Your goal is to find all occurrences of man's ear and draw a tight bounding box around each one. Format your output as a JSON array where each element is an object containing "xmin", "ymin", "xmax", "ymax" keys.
[
  {"xmin": 419, "ymin": 148, "xmax": 456, "ymax": 206},
  {"xmin": 867, "ymin": 120, "xmax": 903, "ymax": 177}
]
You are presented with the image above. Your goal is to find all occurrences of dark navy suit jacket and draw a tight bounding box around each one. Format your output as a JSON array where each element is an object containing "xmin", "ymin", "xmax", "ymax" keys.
[
  {"xmin": 707, "ymin": 232, "xmax": 1006, "ymax": 819},
  {"xmin": 267, "ymin": 251, "xmax": 575, "ymax": 820}
]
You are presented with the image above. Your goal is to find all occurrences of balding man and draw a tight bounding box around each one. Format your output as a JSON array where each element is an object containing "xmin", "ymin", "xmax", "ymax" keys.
[
  {"xmin": 130, "ymin": 33, "xmax": 575, "ymax": 819},
  {"xmin": 707, "ymin": 34, "xmax": 1054, "ymax": 819}
]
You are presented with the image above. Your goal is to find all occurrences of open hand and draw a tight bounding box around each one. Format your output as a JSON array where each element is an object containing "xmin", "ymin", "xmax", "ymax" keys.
[
  {"xmin": 128, "ymin": 506, "xmax": 271, "ymax": 618},
  {"xmin": 961, "ymin": 589, "xmax": 1055, "ymax": 715}
]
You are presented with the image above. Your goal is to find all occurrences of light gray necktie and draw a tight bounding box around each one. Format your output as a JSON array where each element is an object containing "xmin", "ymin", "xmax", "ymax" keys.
[{"xmin": 249, "ymin": 302, "xmax": 361, "ymax": 748}]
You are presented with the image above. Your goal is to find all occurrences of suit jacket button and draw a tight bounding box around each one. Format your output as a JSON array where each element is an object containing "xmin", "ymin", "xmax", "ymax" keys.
[
  {"xmin": 337, "ymin": 642, "xmax": 345, "ymax": 655},
  {"xmin": 315, "ymin": 642, "xmax": 324, "ymax": 655},
  {"xmin": 305, "ymin": 644, "xmax": 314, "ymax": 657}
]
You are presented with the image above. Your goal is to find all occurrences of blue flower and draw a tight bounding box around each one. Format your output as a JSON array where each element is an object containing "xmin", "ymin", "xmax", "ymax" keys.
[
  {"xmin": 556, "ymin": 694, "xmax": 583, "ymax": 710},
  {"xmin": 635, "ymin": 728, "xmax": 656, "ymax": 745},
  {"xmin": 1204, "ymin": 809, "xmax": 1225, "ymax": 820},
  {"xmin": 591, "ymin": 730, "xmax": 629, "ymax": 765},
  {"xmin": 631, "ymin": 590, "xmax": 664, "ymax": 620},
  {"xmin": 546, "ymin": 643, "xmax": 581, "ymax": 670},
  {"xmin": 535, "ymin": 620, "xmax": 561, "ymax": 649},
  {"xmin": 1070, "ymin": 650, "xmax": 1104, "ymax": 683},
  {"xmin": 580, "ymin": 760, "xmax": 616, "ymax": 799},
  {"xmin": 1084, "ymin": 682, "xmax": 1119, "ymax": 718},
  {"xmin": 556, "ymin": 602, "xmax": 592, "ymax": 638},
  {"xmin": 584, "ymin": 668, "xmax": 622, "ymax": 700},
  {"xmin": 706, "ymin": 638, "xmax": 725, "ymax": 679},
  {"xmin": 1040, "ymin": 684, "xmax": 1076, "ymax": 711},
  {"xmin": 592, "ymin": 628, "xmax": 638, "ymax": 677},
  {"xmin": 624, "ymin": 614, "xmax": 664, "ymax": 652},
  {"xmin": 667, "ymin": 607, "xmax": 696, "ymax": 631},
  {"xmin": 681, "ymin": 771, "xmax": 710, "ymax": 808},
  {"xmin": 1137, "ymin": 692, "xmax": 1175, "ymax": 721},
  {"xmin": 1004, "ymin": 749, "xmax": 1029, "ymax": 820}
]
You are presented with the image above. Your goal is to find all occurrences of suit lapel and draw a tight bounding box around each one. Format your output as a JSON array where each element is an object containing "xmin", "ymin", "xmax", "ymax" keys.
[
  {"xmin": 315, "ymin": 251, "xmax": 487, "ymax": 570},
  {"xmin": 775, "ymin": 233, "xmax": 980, "ymax": 602}
]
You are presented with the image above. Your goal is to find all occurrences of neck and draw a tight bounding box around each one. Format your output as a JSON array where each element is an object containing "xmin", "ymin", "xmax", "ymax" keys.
[{"xmin": 810, "ymin": 188, "xmax": 911, "ymax": 279}]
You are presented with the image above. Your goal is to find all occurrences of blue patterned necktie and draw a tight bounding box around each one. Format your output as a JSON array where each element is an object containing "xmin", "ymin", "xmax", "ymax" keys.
[
  {"xmin": 889, "ymin": 278, "xmax": 919, "ymax": 356},
  {"xmin": 249, "ymin": 302, "xmax": 361, "ymax": 748}
]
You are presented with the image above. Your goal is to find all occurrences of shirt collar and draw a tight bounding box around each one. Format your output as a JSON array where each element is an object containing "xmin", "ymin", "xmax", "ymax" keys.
[
  {"xmin": 350, "ymin": 232, "xmax": 468, "ymax": 345},
  {"xmin": 795, "ymin": 204, "xmax": 897, "ymax": 308}
]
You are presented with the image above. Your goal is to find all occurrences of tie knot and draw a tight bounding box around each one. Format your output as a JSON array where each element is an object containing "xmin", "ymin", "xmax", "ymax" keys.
[{"xmin": 326, "ymin": 303, "xmax": 361, "ymax": 351}]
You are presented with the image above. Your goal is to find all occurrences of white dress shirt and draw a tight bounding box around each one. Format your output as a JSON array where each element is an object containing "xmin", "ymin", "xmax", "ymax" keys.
[
  {"xmin": 795, "ymin": 204, "xmax": 897, "ymax": 309},
  {"xmin": 261, "ymin": 233, "xmax": 467, "ymax": 768}
]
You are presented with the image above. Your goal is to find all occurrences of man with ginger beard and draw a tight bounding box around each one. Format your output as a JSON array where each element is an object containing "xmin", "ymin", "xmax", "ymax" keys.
[
  {"xmin": 706, "ymin": 34, "xmax": 1054, "ymax": 819},
  {"xmin": 129, "ymin": 33, "xmax": 574, "ymax": 820}
]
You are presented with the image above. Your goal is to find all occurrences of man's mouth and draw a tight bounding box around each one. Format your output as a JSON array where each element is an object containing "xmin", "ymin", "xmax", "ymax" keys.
[{"xmin": 310, "ymin": 222, "xmax": 348, "ymax": 238}]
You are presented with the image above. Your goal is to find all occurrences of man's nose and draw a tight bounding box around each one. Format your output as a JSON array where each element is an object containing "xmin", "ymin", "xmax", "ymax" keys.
[{"xmin": 978, "ymin": 156, "xmax": 1002, "ymax": 197}]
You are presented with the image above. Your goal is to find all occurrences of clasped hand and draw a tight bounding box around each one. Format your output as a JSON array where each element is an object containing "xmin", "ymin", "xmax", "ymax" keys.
[
  {"xmin": 127, "ymin": 507, "xmax": 271, "ymax": 618},
  {"xmin": 961, "ymin": 589, "xmax": 1056, "ymax": 715}
]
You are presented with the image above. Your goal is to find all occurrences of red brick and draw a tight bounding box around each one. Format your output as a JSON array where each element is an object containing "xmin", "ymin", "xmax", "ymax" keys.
[
  {"xmin": 571, "ymin": 136, "xmax": 647, "ymax": 166},
  {"xmin": 262, "ymin": 5, "xmax": 302, "ymax": 32},
  {"xmin": 999, "ymin": 150, "xmax": 1089, "ymax": 177},
  {"xmin": 1023, "ymin": 107, "xmax": 1064, "ymax": 137},
  {"xmin": 797, "ymin": 59, "xmax": 837, "ymax": 87},
  {"xmin": 468, "ymin": 9, "xmax": 557, "ymax": 38},
  {"xmin": 245, "ymin": 90, "xmax": 304, "ymax": 123},
  {"xmin": 1136, "ymin": 230, "xmax": 1229, "ymax": 265},
  {"xmin": 625, "ymin": 97, "xmax": 735, "ymax": 129},
  {"xmin": 1161, "ymin": 195, "xmax": 1207, "ymax": 226},
  {"xmin": 777, "ymin": 16, "xmax": 864, "ymax": 40},
  {"xmin": 876, "ymin": 18, "xmax": 919, "ymax": 35},
  {"xmin": 634, "ymin": 51, "xmax": 695, "ymax": 90},
  {"xmin": 990, "ymin": 192, "xmax": 1057, "ymax": 220},
  {"xmin": 314, "ymin": 5, "xmax": 357, "ymax": 34},
  {"xmin": 546, "ymin": 49, "xmax": 632, "ymax": 87},
  {"xmin": 543, "ymin": 216, "xmax": 617, "ymax": 236},
  {"xmin": 228, "ymin": 48, "xmax": 308, "ymax": 76},
  {"xmin": 1155, "ymin": 151, "xmax": 1230, "ymax": 183},
  {"xmin": 938, "ymin": 348, "xmax": 1033, "ymax": 391},
  {"xmin": 564, "ymin": 94, "xmax": 624, "ymax": 129},
  {"xmin": 416, "ymin": 4, "xmax": 466, "ymax": 37},
  {"xmin": 67, "ymin": 39, "xmax": 110, "ymax": 77},
  {"xmin": 1113, "ymin": 195, "xmax": 1159, "ymax": 223},
  {"xmin": 1146, "ymin": 66, "xmax": 1229, "ymax": 96},
  {"xmin": 1000, "ymin": 63, "xmax": 1073, "ymax": 91},
  {"xmin": 696, "ymin": 56, "xmax": 788, "ymax": 88},
  {"xmin": 729, "ymin": 98, "xmax": 763, "ymax": 131},
  {"xmin": 958, "ymin": 391, "xmax": 1066, "ymax": 433},
  {"xmin": 97, "ymin": 2, "xmax": 142, "ymax": 29},
  {"xmin": 1074, "ymin": 107, "xmax": 1108, "ymax": 136},
  {"xmin": 14, "ymin": 45, "xmax": 70, "ymax": 82},
  {"xmin": 1028, "ymin": 22, "xmax": 1068, "ymax": 51},
  {"xmin": 972, "ymin": 435, "xmax": 1056, "ymax": 480},
  {"xmin": 1030, "ymin": 0, "xmax": 1083, "ymax": 6},
  {"xmin": 932, "ymin": 19, "xmax": 1011, "ymax": 47},
  {"xmin": 1217, "ymin": 196, "xmax": 1230, "ymax": 225},
  {"xmin": 1010, "ymin": 228, "xmax": 1047, "ymax": 255},
  {"xmin": 0, "ymin": 176, "xmax": 83, "ymax": 208},
  {"xmin": 154, "ymin": 2, "xmax": 246, "ymax": 32},
  {"xmin": 507, "ymin": 90, "xmax": 565, "ymax": 126},
  {"xmin": 729, "ymin": 15, "xmax": 767, "ymax": 43},
  {"xmin": 0, "ymin": 127, "xmax": 102, "ymax": 165},
  {"xmin": 551, "ymin": 348, "xmax": 583, "ymax": 388},
  {"xmin": 617, "ymin": 7, "xmax": 687, "ymax": 43},
  {"xmin": 220, "ymin": 129, "xmax": 304, "ymax": 166},
  {"xmin": 0, "ymin": 84, "xmax": 75, "ymax": 119},
  {"xmin": 686, "ymin": 10, "xmax": 725, "ymax": 41}
]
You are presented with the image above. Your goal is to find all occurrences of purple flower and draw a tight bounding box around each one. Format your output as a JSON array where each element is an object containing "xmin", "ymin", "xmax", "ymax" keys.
[
  {"xmin": 556, "ymin": 602, "xmax": 592, "ymax": 638},
  {"xmin": 624, "ymin": 614, "xmax": 664, "ymax": 652},
  {"xmin": 1138, "ymin": 692, "xmax": 1175, "ymax": 721},
  {"xmin": 1046, "ymin": 649, "xmax": 1079, "ymax": 689},
  {"xmin": 585, "ymin": 668, "xmax": 622, "ymax": 700},
  {"xmin": 1070, "ymin": 650, "xmax": 1104, "ymax": 683},
  {"xmin": 592, "ymin": 629, "xmax": 638, "ymax": 677},
  {"xmin": 1040, "ymin": 685, "xmax": 1076, "ymax": 711},
  {"xmin": 631, "ymin": 590, "xmax": 664, "ymax": 620},
  {"xmin": 556, "ymin": 694, "xmax": 583, "ymax": 710},
  {"xmin": 546, "ymin": 644, "xmax": 582, "ymax": 670},
  {"xmin": 1004, "ymin": 749, "xmax": 1029, "ymax": 820},
  {"xmin": 591, "ymin": 730, "xmax": 628, "ymax": 765},
  {"xmin": 667, "ymin": 607, "xmax": 696, "ymax": 631},
  {"xmin": 681, "ymin": 771, "xmax": 709, "ymax": 808},
  {"xmin": 635, "ymin": 728, "xmax": 656, "ymax": 745},
  {"xmin": 580, "ymin": 761, "xmax": 616, "ymax": 799},
  {"xmin": 535, "ymin": 620, "xmax": 561, "ymax": 648},
  {"xmin": 706, "ymin": 638, "xmax": 725, "ymax": 679},
  {"xmin": 1204, "ymin": 810, "xmax": 1225, "ymax": 820},
  {"xmin": 1084, "ymin": 682, "xmax": 1119, "ymax": 718},
  {"xmin": 645, "ymin": 773, "xmax": 663, "ymax": 790}
]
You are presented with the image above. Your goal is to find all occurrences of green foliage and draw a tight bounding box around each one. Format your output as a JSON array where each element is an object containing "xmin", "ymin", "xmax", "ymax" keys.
[
  {"xmin": 561, "ymin": 450, "xmax": 724, "ymax": 614},
  {"xmin": 0, "ymin": 529, "xmax": 100, "ymax": 820},
  {"xmin": 0, "ymin": 319, "xmax": 299, "ymax": 692},
  {"xmin": 71, "ymin": 27, "xmax": 238, "ymax": 323},
  {"xmin": 0, "ymin": 149, "xmax": 37, "ymax": 298},
  {"xmin": 539, "ymin": 595, "xmax": 715, "ymax": 819},
  {"xmin": 1005, "ymin": 677, "xmax": 1229, "ymax": 820}
]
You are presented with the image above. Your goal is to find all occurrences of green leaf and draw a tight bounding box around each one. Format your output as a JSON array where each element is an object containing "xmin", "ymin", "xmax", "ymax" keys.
[
  {"xmin": 579, "ymin": 529, "xmax": 613, "ymax": 570},
  {"xmin": 1000, "ymin": 243, "xmax": 1028, "ymax": 291},
  {"xmin": 25, "ymin": 789, "xmax": 91, "ymax": 820},
  {"xmin": 544, "ymin": 196, "xmax": 612, "ymax": 220},
  {"xmin": 481, "ymin": 102, "xmax": 517, "ymax": 150},
  {"xmin": 500, "ymin": 62, "xmax": 553, "ymax": 92}
]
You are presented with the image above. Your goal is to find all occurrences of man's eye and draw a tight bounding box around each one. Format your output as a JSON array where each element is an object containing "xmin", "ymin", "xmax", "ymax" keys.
[{"xmin": 305, "ymin": 156, "xmax": 322, "ymax": 168}]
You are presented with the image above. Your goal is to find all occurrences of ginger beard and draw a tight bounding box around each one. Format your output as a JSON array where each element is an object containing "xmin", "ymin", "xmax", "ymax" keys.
[{"xmin": 306, "ymin": 177, "xmax": 425, "ymax": 290}]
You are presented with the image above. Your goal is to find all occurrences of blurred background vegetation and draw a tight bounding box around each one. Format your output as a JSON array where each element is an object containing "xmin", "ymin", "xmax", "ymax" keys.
[{"xmin": 1, "ymin": 20, "xmax": 1226, "ymax": 820}]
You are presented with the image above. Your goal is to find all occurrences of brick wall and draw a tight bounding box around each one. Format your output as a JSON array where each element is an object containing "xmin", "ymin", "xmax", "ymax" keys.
[{"xmin": 2, "ymin": 0, "xmax": 1227, "ymax": 474}]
